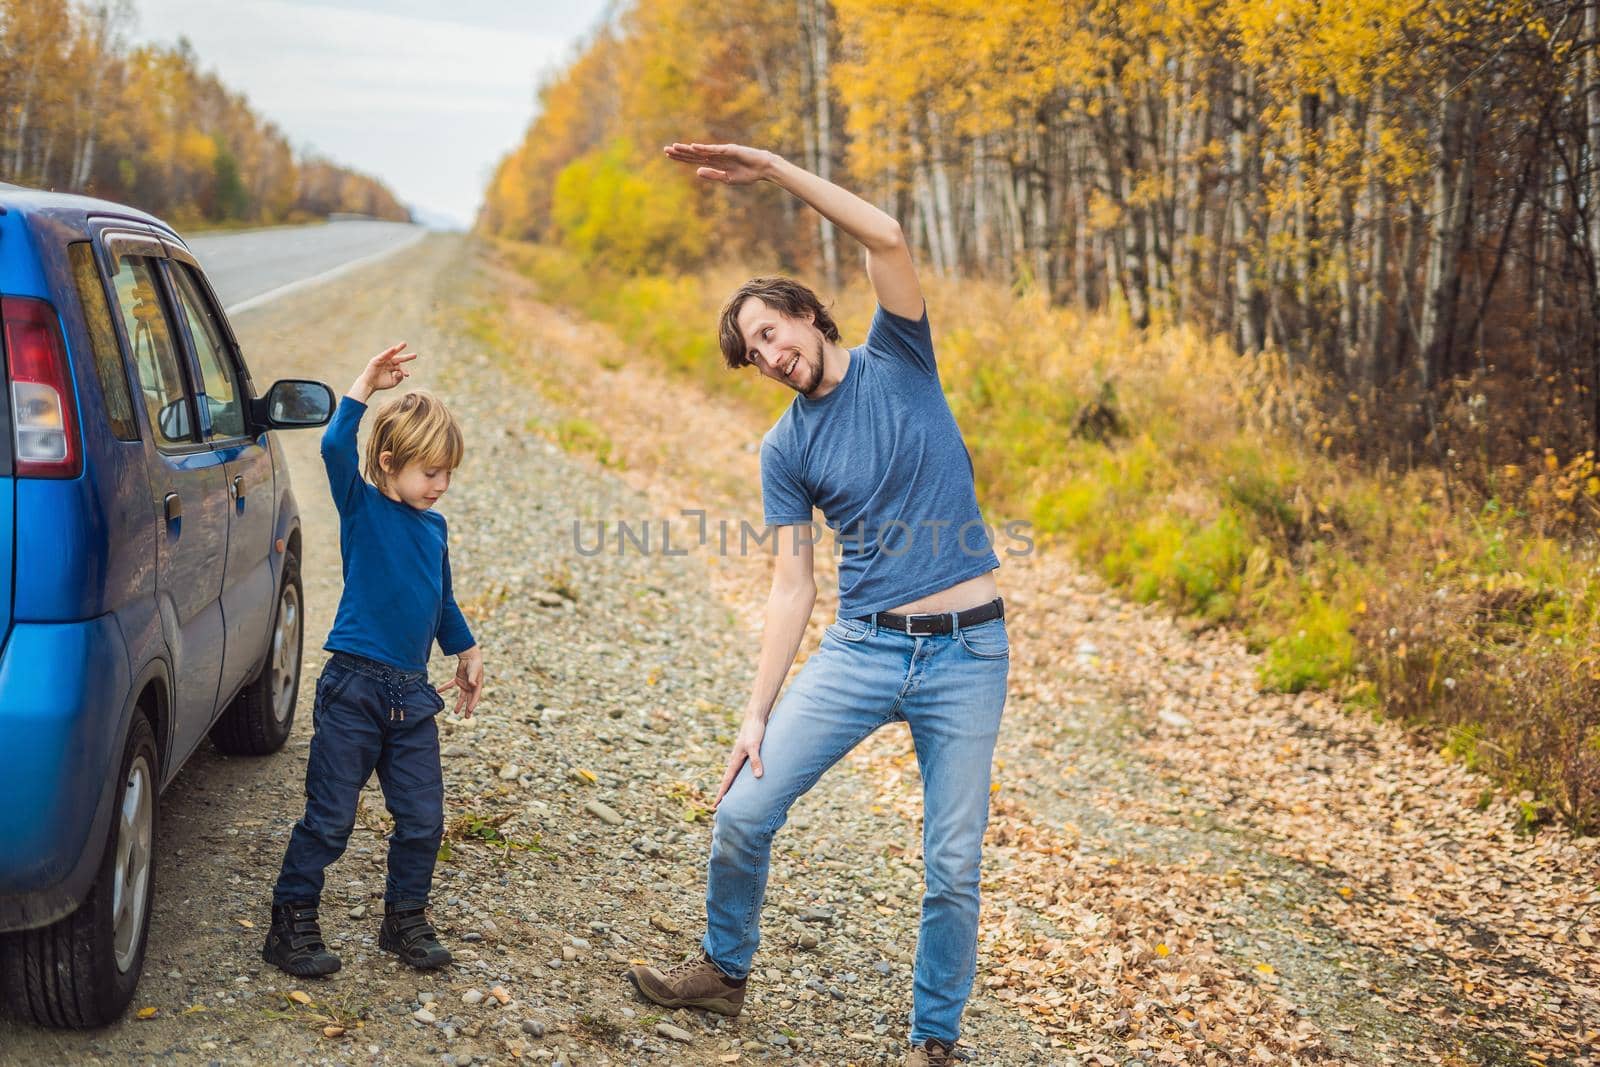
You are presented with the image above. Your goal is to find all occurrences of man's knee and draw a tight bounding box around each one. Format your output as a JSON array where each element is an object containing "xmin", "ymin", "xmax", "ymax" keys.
[
  {"xmin": 923, "ymin": 841, "xmax": 983, "ymax": 901},
  {"xmin": 712, "ymin": 791, "xmax": 776, "ymax": 854}
]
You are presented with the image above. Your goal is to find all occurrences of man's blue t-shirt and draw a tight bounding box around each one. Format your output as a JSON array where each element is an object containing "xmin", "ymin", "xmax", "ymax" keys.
[
  {"xmin": 321, "ymin": 397, "xmax": 475, "ymax": 671},
  {"xmin": 760, "ymin": 304, "xmax": 999, "ymax": 617}
]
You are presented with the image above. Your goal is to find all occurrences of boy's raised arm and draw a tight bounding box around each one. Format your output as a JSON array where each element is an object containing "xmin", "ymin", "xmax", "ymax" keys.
[
  {"xmin": 324, "ymin": 343, "xmax": 419, "ymax": 512},
  {"xmin": 320, "ymin": 397, "xmax": 366, "ymax": 513}
]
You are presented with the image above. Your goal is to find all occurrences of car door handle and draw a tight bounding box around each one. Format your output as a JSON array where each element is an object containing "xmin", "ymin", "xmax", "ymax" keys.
[
  {"xmin": 232, "ymin": 474, "xmax": 245, "ymax": 499},
  {"xmin": 164, "ymin": 492, "xmax": 182, "ymax": 522}
]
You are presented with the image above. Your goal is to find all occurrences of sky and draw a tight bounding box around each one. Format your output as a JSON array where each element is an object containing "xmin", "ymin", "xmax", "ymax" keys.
[{"xmin": 128, "ymin": 0, "xmax": 614, "ymax": 228}]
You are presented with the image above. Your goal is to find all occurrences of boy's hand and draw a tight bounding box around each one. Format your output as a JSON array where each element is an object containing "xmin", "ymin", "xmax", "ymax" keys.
[
  {"xmin": 347, "ymin": 342, "xmax": 417, "ymax": 403},
  {"xmin": 437, "ymin": 645, "xmax": 483, "ymax": 718},
  {"xmin": 663, "ymin": 142, "xmax": 777, "ymax": 186}
]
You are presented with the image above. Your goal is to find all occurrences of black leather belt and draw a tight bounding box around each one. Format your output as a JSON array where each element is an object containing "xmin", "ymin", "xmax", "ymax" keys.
[{"xmin": 857, "ymin": 597, "xmax": 1004, "ymax": 636}]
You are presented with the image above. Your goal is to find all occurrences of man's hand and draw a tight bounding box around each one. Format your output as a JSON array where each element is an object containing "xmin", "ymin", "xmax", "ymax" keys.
[
  {"xmin": 664, "ymin": 142, "xmax": 778, "ymax": 186},
  {"xmin": 437, "ymin": 645, "xmax": 484, "ymax": 718},
  {"xmin": 666, "ymin": 140, "xmax": 922, "ymax": 317},
  {"xmin": 714, "ymin": 715, "xmax": 767, "ymax": 808},
  {"xmin": 347, "ymin": 342, "xmax": 417, "ymax": 403}
]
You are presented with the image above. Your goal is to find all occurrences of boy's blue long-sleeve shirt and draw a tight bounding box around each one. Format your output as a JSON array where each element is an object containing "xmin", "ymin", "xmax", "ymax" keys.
[{"xmin": 321, "ymin": 397, "xmax": 475, "ymax": 671}]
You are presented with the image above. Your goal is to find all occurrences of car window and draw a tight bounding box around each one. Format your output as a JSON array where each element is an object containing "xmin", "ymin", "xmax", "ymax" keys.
[
  {"xmin": 170, "ymin": 264, "xmax": 246, "ymax": 440},
  {"xmin": 68, "ymin": 242, "xmax": 139, "ymax": 441},
  {"xmin": 109, "ymin": 254, "xmax": 193, "ymax": 448}
]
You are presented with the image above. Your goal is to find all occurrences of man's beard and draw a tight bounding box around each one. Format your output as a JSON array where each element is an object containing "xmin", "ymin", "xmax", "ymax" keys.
[{"xmin": 795, "ymin": 336, "xmax": 825, "ymax": 397}]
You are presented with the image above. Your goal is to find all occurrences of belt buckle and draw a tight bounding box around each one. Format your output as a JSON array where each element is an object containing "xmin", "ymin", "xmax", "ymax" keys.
[{"xmin": 904, "ymin": 613, "xmax": 943, "ymax": 637}]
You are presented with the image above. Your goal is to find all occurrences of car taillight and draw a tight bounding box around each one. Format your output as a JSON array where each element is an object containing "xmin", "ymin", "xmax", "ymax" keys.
[{"xmin": 3, "ymin": 296, "xmax": 80, "ymax": 478}]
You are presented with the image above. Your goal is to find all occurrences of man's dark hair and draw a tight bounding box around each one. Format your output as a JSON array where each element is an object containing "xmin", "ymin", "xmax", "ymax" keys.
[{"xmin": 717, "ymin": 276, "xmax": 841, "ymax": 369}]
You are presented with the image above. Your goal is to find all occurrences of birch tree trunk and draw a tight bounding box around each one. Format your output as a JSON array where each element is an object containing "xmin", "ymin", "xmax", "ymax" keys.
[
  {"xmin": 803, "ymin": 0, "xmax": 839, "ymax": 290},
  {"xmin": 1230, "ymin": 67, "xmax": 1263, "ymax": 352}
]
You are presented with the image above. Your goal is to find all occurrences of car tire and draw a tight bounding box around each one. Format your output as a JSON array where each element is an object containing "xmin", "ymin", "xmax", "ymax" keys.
[
  {"xmin": 210, "ymin": 552, "xmax": 302, "ymax": 756},
  {"xmin": 1, "ymin": 714, "xmax": 159, "ymax": 1028}
]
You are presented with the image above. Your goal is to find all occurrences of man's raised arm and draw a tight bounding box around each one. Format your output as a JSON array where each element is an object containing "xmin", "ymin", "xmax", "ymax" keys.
[{"xmin": 664, "ymin": 142, "xmax": 923, "ymax": 320}]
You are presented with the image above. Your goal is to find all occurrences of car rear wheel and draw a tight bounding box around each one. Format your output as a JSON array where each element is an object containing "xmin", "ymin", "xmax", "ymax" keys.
[
  {"xmin": 2, "ymin": 714, "xmax": 158, "ymax": 1028},
  {"xmin": 210, "ymin": 551, "xmax": 302, "ymax": 756}
]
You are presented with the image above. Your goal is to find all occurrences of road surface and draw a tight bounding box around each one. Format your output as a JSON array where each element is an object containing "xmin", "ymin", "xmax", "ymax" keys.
[{"xmin": 185, "ymin": 220, "xmax": 426, "ymax": 313}]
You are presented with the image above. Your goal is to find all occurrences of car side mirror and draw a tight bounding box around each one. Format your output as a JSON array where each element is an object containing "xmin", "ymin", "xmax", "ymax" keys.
[
  {"xmin": 253, "ymin": 380, "xmax": 335, "ymax": 429},
  {"xmin": 158, "ymin": 398, "xmax": 191, "ymax": 441}
]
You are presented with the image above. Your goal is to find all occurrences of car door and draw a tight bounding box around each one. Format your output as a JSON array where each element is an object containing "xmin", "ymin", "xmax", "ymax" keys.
[
  {"xmin": 164, "ymin": 252, "xmax": 276, "ymax": 708},
  {"xmin": 102, "ymin": 233, "xmax": 229, "ymax": 765}
]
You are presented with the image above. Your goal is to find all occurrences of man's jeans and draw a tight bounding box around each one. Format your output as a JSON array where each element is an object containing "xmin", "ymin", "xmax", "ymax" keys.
[
  {"xmin": 703, "ymin": 613, "xmax": 1009, "ymax": 1045},
  {"xmin": 273, "ymin": 651, "xmax": 446, "ymax": 908}
]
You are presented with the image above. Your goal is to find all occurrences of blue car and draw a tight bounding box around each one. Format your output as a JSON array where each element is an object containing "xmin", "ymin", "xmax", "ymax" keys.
[{"xmin": 0, "ymin": 184, "xmax": 334, "ymax": 1027}]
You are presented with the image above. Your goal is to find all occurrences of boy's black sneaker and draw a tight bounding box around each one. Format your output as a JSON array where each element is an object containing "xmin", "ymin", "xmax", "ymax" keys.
[
  {"xmin": 379, "ymin": 900, "xmax": 452, "ymax": 969},
  {"xmin": 262, "ymin": 901, "xmax": 341, "ymax": 977}
]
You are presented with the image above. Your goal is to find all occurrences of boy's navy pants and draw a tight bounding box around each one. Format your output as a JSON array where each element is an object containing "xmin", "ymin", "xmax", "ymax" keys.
[{"xmin": 273, "ymin": 651, "xmax": 446, "ymax": 907}]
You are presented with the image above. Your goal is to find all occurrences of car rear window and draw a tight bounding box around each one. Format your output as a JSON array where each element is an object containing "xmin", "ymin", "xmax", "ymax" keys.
[{"xmin": 68, "ymin": 242, "xmax": 139, "ymax": 441}]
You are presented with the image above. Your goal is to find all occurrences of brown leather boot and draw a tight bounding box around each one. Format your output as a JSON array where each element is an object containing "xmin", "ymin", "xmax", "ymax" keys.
[
  {"xmin": 626, "ymin": 952, "xmax": 746, "ymax": 1016},
  {"xmin": 905, "ymin": 1038, "xmax": 960, "ymax": 1066}
]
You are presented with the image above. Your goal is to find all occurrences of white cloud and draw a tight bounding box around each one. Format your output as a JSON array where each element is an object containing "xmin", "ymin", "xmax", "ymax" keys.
[{"xmin": 128, "ymin": 0, "xmax": 607, "ymax": 224}]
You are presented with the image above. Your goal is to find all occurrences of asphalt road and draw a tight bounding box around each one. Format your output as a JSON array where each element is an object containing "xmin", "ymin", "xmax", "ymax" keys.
[{"xmin": 184, "ymin": 220, "xmax": 427, "ymax": 313}]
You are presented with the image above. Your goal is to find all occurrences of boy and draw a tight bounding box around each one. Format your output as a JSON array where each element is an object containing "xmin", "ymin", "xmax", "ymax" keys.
[{"xmin": 263, "ymin": 343, "xmax": 485, "ymax": 977}]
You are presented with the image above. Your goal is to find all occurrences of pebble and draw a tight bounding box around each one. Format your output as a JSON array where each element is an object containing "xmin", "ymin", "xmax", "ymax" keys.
[
  {"xmin": 655, "ymin": 1022, "xmax": 694, "ymax": 1043},
  {"xmin": 583, "ymin": 799, "xmax": 624, "ymax": 825},
  {"xmin": 419, "ymin": 992, "xmax": 437, "ymax": 1004},
  {"xmin": 462, "ymin": 988, "xmax": 484, "ymax": 1005},
  {"xmin": 413, "ymin": 1008, "xmax": 437, "ymax": 1024},
  {"xmin": 443, "ymin": 744, "xmax": 471, "ymax": 758},
  {"xmin": 499, "ymin": 764, "xmax": 521, "ymax": 781},
  {"xmin": 521, "ymin": 1019, "xmax": 547, "ymax": 1038},
  {"xmin": 649, "ymin": 912, "xmax": 679, "ymax": 934}
]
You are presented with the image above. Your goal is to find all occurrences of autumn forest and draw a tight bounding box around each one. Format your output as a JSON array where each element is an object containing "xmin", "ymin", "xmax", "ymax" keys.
[
  {"xmin": 481, "ymin": 0, "xmax": 1600, "ymax": 830},
  {"xmin": 0, "ymin": 0, "xmax": 408, "ymax": 225}
]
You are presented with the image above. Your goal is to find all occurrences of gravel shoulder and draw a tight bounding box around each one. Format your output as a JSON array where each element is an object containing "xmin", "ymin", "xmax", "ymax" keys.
[
  {"xmin": 0, "ymin": 234, "xmax": 1044, "ymax": 1066},
  {"xmin": 1, "ymin": 234, "xmax": 1594, "ymax": 1067}
]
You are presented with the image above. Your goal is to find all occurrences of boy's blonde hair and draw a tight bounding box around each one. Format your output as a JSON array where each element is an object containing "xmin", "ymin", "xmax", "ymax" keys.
[{"xmin": 363, "ymin": 390, "xmax": 465, "ymax": 491}]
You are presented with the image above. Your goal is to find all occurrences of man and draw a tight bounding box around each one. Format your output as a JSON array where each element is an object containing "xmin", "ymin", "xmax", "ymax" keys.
[{"xmin": 627, "ymin": 142, "xmax": 1009, "ymax": 1067}]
